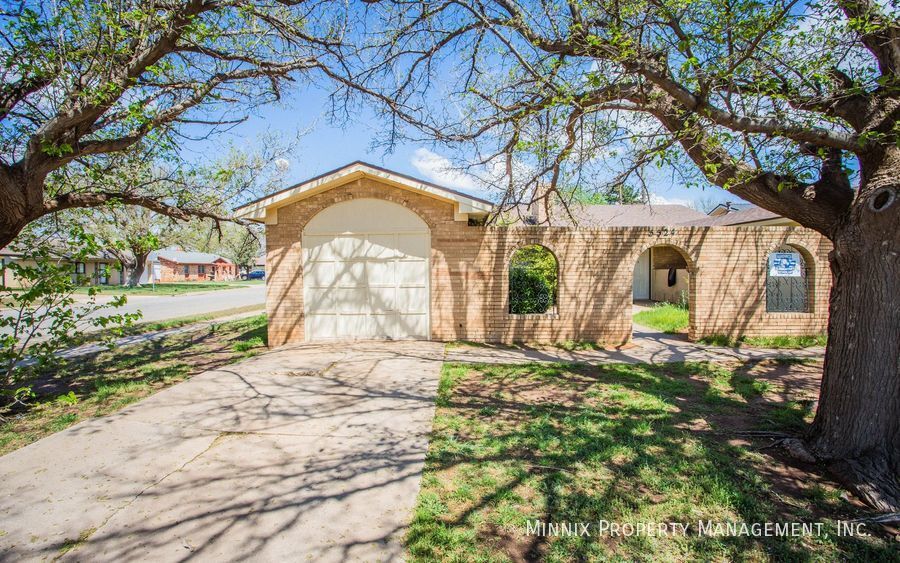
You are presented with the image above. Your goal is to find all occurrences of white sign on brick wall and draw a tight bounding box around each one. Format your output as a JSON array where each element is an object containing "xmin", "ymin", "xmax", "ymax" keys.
[{"xmin": 769, "ymin": 252, "xmax": 802, "ymax": 277}]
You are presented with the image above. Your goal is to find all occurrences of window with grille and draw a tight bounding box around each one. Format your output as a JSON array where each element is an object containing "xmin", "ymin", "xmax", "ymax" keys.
[
  {"xmin": 766, "ymin": 247, "xmax": 809, "ymax": 313},
  {"xmin": 508, "ymin": 245, "xmax": 558, "ymax": 314}
]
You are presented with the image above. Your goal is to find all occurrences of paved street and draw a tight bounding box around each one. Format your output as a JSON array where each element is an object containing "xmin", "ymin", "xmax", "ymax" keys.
[
  {"xmin": 1, "ymin": 284, "xmax": 266, "ymax": 337},
  {"xmin": 94, "ymin": 284, "xmax": 266, "ymax": 324},
  {"xmin": 0, "ymin": 341, "xmax": 444, "ymax": 562}
]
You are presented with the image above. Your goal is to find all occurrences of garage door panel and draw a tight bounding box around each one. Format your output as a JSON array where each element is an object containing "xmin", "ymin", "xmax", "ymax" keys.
[
  {"xmin": 335, "ymin": 261, "xmax": 366, "ymax": 287},
  {"xmin": 397, "ymin": 234, "xmax": 429, "ymax": 259},
  {"xmin": 366, "ymin": 260, "xmax": 395, "ymax": 286},
  {"xmin": 303, "ymin": 235, "xmax": 337, "ymax": 262},
  {"xmin": 396, "ymin": 287, "xmax": 427, "ymax": 313},
  {"xmin": 370, "ymin": 313, "xmax": 399, "ymax": 338},
  {"xmin": 306, "ymin": 314, "xmax": 338, "ymax": 339},
  {"xmin": 305, "ymin": 288, "xmax": 335, "ymax": 313},
  {"xmin": 337, "ymin": 314, "xmax": 373, "ymax": 337},
  {"xmin": 398, "ymin": 260, "xmax": 428, "ymax": 286},
  {"xmin": 333, "ymin": 288, "xmax": 370, "ymax": 313},
  {"xmin": 367, "ymin": 234, "xmax": 399, "ymax": 259},
  {"xmin": 368, "ymin": 286, "xmax": 397, "ymax": 312},
  {"xmin": 304, "ymin": 262, "xmax": 336, "ymax": 287},
  {"xmin": 333, "ymin": 235, "xmax": 367, "ymax": 259}
]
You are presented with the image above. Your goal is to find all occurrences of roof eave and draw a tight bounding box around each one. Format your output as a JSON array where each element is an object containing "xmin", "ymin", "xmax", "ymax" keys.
[{"xmin": 234, "ymin": 162, "xmax": 493, "ymax": 224}]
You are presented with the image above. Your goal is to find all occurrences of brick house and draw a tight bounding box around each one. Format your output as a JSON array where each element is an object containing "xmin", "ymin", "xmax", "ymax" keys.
[
  {"xmin": 1, "ymin": 246, "xmax": 126, "ymax": 288},
  {"xmin": 236, "ymin": 162, "xmax": 830, "ymax": 347},
  {"xmin": 143, "ymin": 250, "xmax": 238, "ymax": 283}
]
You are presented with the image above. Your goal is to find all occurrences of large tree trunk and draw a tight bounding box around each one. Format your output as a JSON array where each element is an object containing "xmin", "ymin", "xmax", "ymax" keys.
[
  {"xmin": 0, "ymin": 206, "xmax": 29, "ymax": 251},
  {"xmin": 807, "ymin": 161, "xmax": 900, "ymax": 512}
]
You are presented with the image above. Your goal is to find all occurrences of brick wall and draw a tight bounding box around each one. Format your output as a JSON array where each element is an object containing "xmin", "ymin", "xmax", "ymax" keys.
[
  {"xmin": 266, "ymin": 177, "xmax": 832, "ymax": 346},
  {"xmin": 155, "ymin": 258, "xmax": 237, "ymax": 282}
]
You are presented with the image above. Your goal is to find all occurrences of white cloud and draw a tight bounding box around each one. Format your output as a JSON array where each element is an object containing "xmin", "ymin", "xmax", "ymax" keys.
[{"xmin": 410, "ymin": 148, "xmax": 479, "ymax": 190}]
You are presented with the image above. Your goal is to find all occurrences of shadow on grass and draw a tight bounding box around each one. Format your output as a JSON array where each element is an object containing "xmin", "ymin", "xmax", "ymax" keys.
[
  {"xmin": 407, "ymin": 360, "xmax": 893, "ymax": 562},
  {"xmin": 4, "ymin": 315, "xmax": 269, "ymax": 419}
]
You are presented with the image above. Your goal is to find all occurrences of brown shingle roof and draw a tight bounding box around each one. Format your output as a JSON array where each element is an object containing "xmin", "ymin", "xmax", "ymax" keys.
[
  {"xmin": 505, "ymin": 203, "xmax": 707, "ymax": 227},
  {"xmin": 682, "ymin": 205, "xmax": 789, "ymax": 226}
]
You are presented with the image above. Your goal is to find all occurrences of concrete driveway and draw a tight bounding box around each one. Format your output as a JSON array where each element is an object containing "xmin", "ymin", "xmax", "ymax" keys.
[{"xmin": 0, "ymin": 341, "xmax": 444, "ymax": 562}]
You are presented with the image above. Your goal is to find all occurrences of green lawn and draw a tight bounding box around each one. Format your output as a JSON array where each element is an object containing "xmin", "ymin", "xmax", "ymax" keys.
[
  {"xmin": 76, "ymin": 280, "xmax": 260, "ymax": 296},
  {"xmin": 701, "ymin": 333, "xmax": 828, "ymax": 349},
  {"xmin": 633, "ymin": 302, "xmax": 690, "ymax": 333},
  {"xmin": 634, "ymin": 305, "xmax": 826, "ymax": 349},
  {"xmin": 407, "ymin": 360, "xmax": 893, "ymax": 562},
  {"xmin": 0, "ymin": 314, "xmax": 268, "ymax": 456}
]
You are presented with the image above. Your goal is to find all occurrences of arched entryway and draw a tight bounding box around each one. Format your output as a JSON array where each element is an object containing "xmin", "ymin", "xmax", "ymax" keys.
[
  {"xmin": 302, "ymin": 198, "xmax": 430, "ymax": 340},
  {"xmin": 631, "ymin": 245, "xmax": 694, "ymax": 337}
]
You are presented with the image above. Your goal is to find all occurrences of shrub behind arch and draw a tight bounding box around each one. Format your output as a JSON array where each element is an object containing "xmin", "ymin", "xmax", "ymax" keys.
[{"xmin": 509, "ymin": 245, "xmax": 557, "ymax": 314}]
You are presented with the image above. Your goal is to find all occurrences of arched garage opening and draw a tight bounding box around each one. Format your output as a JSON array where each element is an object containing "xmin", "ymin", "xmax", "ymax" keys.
[
  {"xmin": 302, "ymin": 198, "xmax": 430, "ymax": 340},
  {"xmin": 632, "ymin": 245, "xmax": 694, "ymax": 337}
]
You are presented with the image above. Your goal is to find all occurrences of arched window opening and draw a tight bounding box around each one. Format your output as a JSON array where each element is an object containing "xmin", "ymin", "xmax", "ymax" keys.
[
  {"xmin": 766, "ymin": 246, "xmax": 809, "ymax": 312},
  {"xmin": 509, "ymin": 245, "xmax": 558, "ymax": 314}
]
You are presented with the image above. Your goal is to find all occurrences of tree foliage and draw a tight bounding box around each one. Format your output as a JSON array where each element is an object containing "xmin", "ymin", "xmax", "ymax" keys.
[
  {"xmin": 69, "ymin": 137, "xmax": 289, "ymax": 284},
  {"xmin": 509, "ymin": 245, "xmax": 558, "ymax": 313},
  {"xmin": 0, "ymin": 0, "xmax": 343, "ymax": 247},
  {"xmin": 350, "ymin": 0, "xmax": 898, "ymax": 232},
  {"xmin": 218, "ymin": 224, "xmax": 263, "ymax": 275},
  {"xmin": 0, "ymin": 227, "xmax": 138, "ymax": 415}
]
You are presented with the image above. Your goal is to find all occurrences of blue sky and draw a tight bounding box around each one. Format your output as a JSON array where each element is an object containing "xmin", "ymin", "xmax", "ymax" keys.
[{"xmin": 189, "ymin": 80, "xmax": 742, "ymax": 211}]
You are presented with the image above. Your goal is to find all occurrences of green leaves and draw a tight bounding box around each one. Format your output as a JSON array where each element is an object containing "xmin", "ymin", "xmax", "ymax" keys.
[{"xmin": 0, "ymin": 226, "xmax": 140, "ymax": 408}]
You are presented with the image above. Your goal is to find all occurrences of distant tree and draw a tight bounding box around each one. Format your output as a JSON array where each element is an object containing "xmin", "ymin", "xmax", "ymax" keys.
[
  {"xmin": 354, "ymin": 0, "xmax": 900, "ymax": 510},
  {"xmin": 70, "ymin": 134, "xmax": 291, "ymax": 284},
  {"xmin": 572, "ymin": 184, "xmax": 643, "ymax": 205},
  {"xmin": 86, "ymin": 206, "xmax": 166, "ymax": 287},
  {"xmin": 219, "ymin": 224, "xmax": 263, "ymax": 276},
  {"xmin": 692, "ymin": 195, "xmax": 727, "ymax": 214},
  {"xmin": 0, "ymin": 0, "xmax": 345, "ymax": 247}
]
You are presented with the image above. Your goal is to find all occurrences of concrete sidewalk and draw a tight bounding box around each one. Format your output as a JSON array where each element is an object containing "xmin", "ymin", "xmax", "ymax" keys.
[
  {"xmin": 0, "ymin": 341, "xmax": 444, "ymax": 562},
  {"xmin": 444, "ymin": 324, "xmax": 825, "ymax": 365}
]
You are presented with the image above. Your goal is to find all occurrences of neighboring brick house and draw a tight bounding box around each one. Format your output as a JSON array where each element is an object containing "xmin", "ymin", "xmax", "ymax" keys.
[
  {"xmin": 1, "ymin": 246, "xmax": 125, "ymax": 288},
  {"xmin": 236, "ymin": 161, "xmax": 831, "ymax": 347},
  {"xmin": 143, "ymin": 250, "xmax": 238, "ymax": 283}
]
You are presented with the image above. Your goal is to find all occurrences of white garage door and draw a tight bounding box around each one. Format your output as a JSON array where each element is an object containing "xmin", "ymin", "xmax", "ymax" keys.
[{"xmin": 302, "ymin": 199, "xmax": 430, "ymax": 340}]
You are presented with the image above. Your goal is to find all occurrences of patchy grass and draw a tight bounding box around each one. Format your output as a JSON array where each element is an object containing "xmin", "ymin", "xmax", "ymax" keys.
[
  {"xmin": 445, "ymin": 341, "xmax": 499, "ymax": 350},
  {"xmin": 633, "ymin": 303, "xmax": 689, "ymax": 333},
  {"xmin": 701, "ymin": 333, "xmax": 827, "ymax": 349},
  {"xmin": 66, "ymin": 304, "xmax": 265, "ymax": 348},
  {"xmin": 57, "ymin": 527, "xmax": 97, "ymax": 556},
  {"xmin": 408, "ymin": 359, "xmax": 894, "ymax": 562},
  {"xmin": 232, "ymin": 336, "xmax": 264, "ymax": 352},
  {"xmin": 75, "ymin": 280, "xmax": 259, "ymax": 296},
  {"xmin": 0, "ymin": 314, "xmax": 268, "ymax": 456},
  {"xmin": 551, "ymin": 340, "xmax": 604, "ymax": 351}
]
